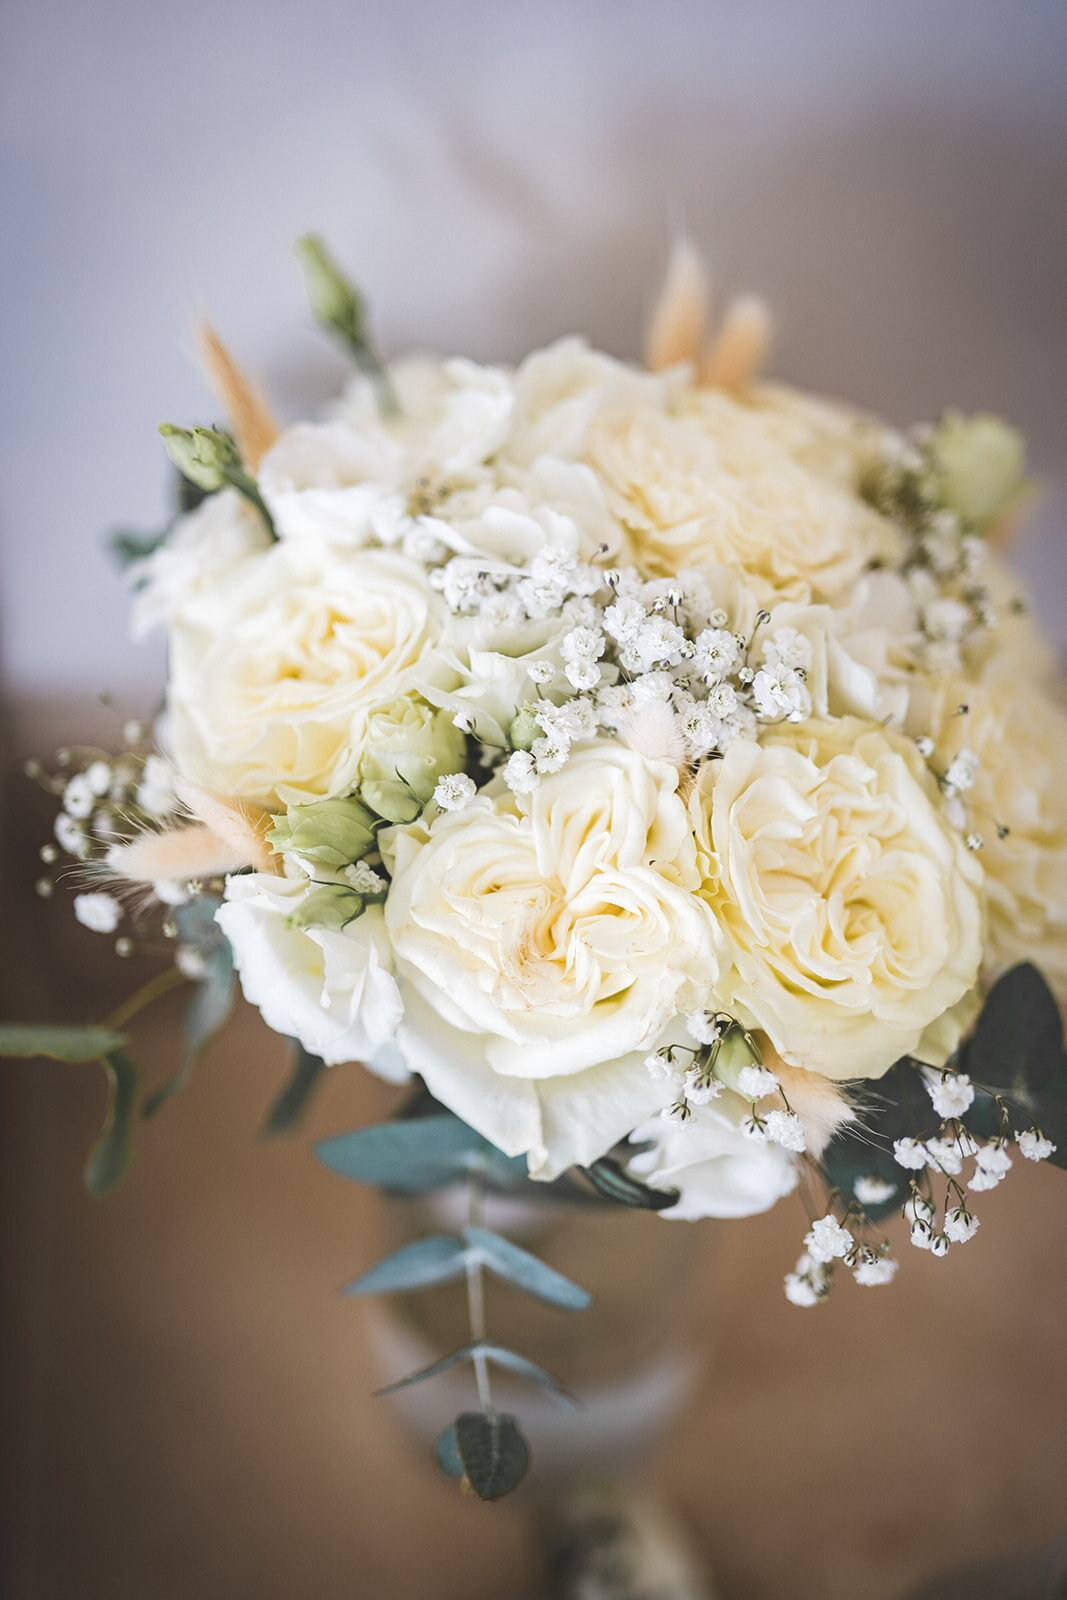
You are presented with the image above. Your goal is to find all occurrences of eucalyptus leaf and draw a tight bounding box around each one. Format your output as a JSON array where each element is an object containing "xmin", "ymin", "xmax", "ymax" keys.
[
  {"xmin": 263, "ymin": 1043, "xmax": 329, "ymax": 1137},
  {"xmin": 463, "ymin": 1226, "xmax": 591, "ymax": 1311},
  {"xmin": 579, "ymin": 1156, "xmax": 679, "ymax": 1211},
  {"xmin": 0, "ymin": 1024, "xmax": 128, "ymax": 1061},
  {"xmin": 142, "ymin": 943, "xmax": 234, "ymax": 1118},
  {"xmin": 344, "ymin": 1236, "xmax": 467, "ymax": 1296},
  {"xmin": 433, "ymin": 1423, "xmax": 466, "ymax": 1481},
  {"xmin": 110, "ymin": 529, "xmax": 168, "ymax": 571},
  {"xmin": 84, "ymin": 1050, "xmax": 141, "ymax": 1196},
  {"xmin": 374, "ymin": 1343, "xmax": 479, "ymax": 1397},
  {"xmin": 455, "ymin": 1411, "xmax": 530, "ymax": 1501},
  {"xmin": 481, "ymin": 1345, "xmax": 577, "ymax": 1409},
  {"xmin": 316, "ymin": 1114, "xmax": 526, "ymax": 1192}
]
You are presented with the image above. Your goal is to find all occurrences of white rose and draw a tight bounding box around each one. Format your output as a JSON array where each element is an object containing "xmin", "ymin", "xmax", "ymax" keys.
[
  {"xmin": 129, "ymin": 489, "xmax": 271, "ymax": 639},
  {"xmin": 586, "ymin": 394, "xmax": 901, "ymax": 602},
  {"xmin": 921, "ymin": 658, "xmax": 1067, "ymax": 996},
  {"xmin": 167, "ymin": 543, "xmax": 442, "ymax": 806},
  {"xmin": 693, "ymin": 718, "xmax": 984, "ymax": 1079},
  {"xmin": 626, "ymin": 1098, "xmax": 799, "ymax": 1220},
  {"xmin": 383, "ymin": 742, "xmax": 722, "ymax": 1175},
  {"xmin": 503, "ymin": 337, "xmax": 669, "ymax": 468},
  {"xmin": 258, "ymin": 420, "xmax": 406, "ymax": 547},
  {"xmin": 216, "ymin": 873, "xmax": 403, "ymax": 1068}
]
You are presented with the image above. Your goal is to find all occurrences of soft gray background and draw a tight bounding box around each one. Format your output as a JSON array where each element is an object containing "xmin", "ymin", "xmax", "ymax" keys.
[{"xmin": 2, "ymin": 0, "xmax": 1066, "ymax": 728}]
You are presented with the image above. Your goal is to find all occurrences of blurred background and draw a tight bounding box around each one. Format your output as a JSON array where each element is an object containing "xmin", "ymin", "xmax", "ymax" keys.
[{"xmin": 2, "ymin": 3, "xmax": 1066, "ymax": 1596}]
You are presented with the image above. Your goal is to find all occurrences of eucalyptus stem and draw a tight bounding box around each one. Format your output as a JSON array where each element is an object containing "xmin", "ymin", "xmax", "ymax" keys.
[
  {"xmin": 466, "ymin": 1163, "xmax": 493, "ymax": 1413},
  {"xmin": 105, "ymin": 966, "xmax": 186, "ymax": 1031}
]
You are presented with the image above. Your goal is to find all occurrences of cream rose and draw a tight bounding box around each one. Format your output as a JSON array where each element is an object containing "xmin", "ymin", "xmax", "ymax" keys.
[
  {"xmin": 921, "ymin": 660, "xmax": 1067, "ymax": 996},
  {"xmin": 129, "ymin": 488, "xmax": 272, "ymax": 639},
  {"xmin": 693, "ymin": 718, "xmax": 984, "ymax": 1079},
  {"xmin": 167, "ymin": 544, "xmax": 442, "ymax": 807},
  {"xmin": 586, "ymin": 394, "xmax": 900, "ymax": 602},
  {"xmin": 383, "ymin": 742, "xmax": 722, "ymax": 1174}
]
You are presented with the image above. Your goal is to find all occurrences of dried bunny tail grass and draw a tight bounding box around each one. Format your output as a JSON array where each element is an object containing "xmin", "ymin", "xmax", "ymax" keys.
[
  {"xmin": 700, "ymin": 294, "xmax": 773, "ymax": 393},
  {"xmin": 769, "ymin": 1054, "xmax": 855, "ymax": 1159},
  {"xmin": 109, "ymin": 824, "xmax": 255, "ymax": 883},
  {"xmin": 107, "ymin": 782, "xmax": 278, "ymax": 886},
  {"xmin": 195, "ymin": 321, "xmax": 280, "ymax": 471},
  {"xmin": 644, "ymin": 238, "xmax": 710, "ymax": 373},
  {"xmin": 174, "ymin": 779, "xmax": 278, "ymax": 874},
  {"xmin": 619, "ymin": 702, "xmax": 688, "ymax": 770}
]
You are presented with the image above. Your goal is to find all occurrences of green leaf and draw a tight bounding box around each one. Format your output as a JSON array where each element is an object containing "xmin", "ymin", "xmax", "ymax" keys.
[
  {"xmin": 263, "ymin": 1043, "xmax": 329, "ymax": 1137},
  {"xmin": 344, "ymin": 1236, "xmax": 468, "ymax": 1296},
  {"xmin": 961, "ymin": 963, "xmax": 1064, "ymax": 1094},
  {"xmin": 0, "ymin": 1024, "xmax": 128, "ymax": 1061},
  {"xmin": 374, "ymin": 1343, "xmax": 480, "ymax": 1397},
  {"xmin": 480, "ymin": 1345, "xmax": 577, "ymax": 1409},
  {"xmin": 463, "ymin": 1226, "xmax": 591, "ymax": 1311},
  {"xmin": 579, "ymin": 1156, "xmax": 679, "ymax": 1210},
  {"xmin": 433, "ymin": 1423, "xmax": 466, "ymax": 1481},
  {"xmin": 455, "ymin": 1411, "xmax": 530, "ymax": 1501},
  {"xmin": 84, "ymin": 1050, "xmax": 141, "ymax": 1196},
  {"xmin": 821, "ymin": 1059, "xmax": 933, "ymax": 1221},
  {"xmin": 110, "ymin": 529, "xmax": 168, "ymax": 571},
  {"xmin": 316, "ymin": 1114, "xmax": 526, "ymax": 1192},
  {"xmin": 959, "ymin": 963, "xmax": 1067, "ymax": 1169},
  {"xmin": 142, "ymin": 942, "xmax": 234, "ymax": 1118}
]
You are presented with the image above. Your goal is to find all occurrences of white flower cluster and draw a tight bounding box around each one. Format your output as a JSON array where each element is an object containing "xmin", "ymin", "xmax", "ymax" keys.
[{"xmin": 71, "ymin": 322, "xmax": 1063, "ymax": 1247}]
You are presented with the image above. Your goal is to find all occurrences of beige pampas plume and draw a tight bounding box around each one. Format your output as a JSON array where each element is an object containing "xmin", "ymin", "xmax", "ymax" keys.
[
  {"xmin": 644, "ymin": 238, "xmax": 710, "ymax": 373},
  {"xmin": 700, "ymin": 294, "xmax": 774, "ymax": 393},
  {"xmin": 109, "ymin": 780, "xmax": 277, "ymax": 885},
  {"xmin": 195, "ymin": 321, "xmax": 280, "ymax": 472},
  {"xmin": 767, "ymin": 1051, "xmax": 855, "ymax": 1159}
]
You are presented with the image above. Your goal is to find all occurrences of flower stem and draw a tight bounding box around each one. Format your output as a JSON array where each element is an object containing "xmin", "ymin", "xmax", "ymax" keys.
[{"xmin": 466, "ymin": 1164, "xmax": 493, "ymax": 1413}]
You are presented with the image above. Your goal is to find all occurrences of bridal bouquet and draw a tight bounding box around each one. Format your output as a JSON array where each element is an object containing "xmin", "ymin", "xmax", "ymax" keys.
[{"xmin": 10, "ymin": 239, "xmax": 1066, "ymax": 1500}]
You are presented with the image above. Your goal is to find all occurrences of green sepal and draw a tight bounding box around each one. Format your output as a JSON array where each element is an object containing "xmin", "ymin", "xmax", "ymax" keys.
[
  {"xmin": 84, "ymin": 1050, "xmax": 141, "ymax": 1196},
  {"xmin": 455, "ymin": 1411, "xmax": 530, "ymax": 1501},
  {"xmin": 463, "ymin": 1226, "xmax": 591, "ymax": 1310},
  {"xmin": 359, "ymin": 778, "xmax": 423, "ymax": 824},
  {"xmin": 0, "ymin": 1024, "xmax": 128, "ymax": 1061},
  {"xmin": 263, "ymin": 1043, "xmax": 329, "ymax": 1137}
]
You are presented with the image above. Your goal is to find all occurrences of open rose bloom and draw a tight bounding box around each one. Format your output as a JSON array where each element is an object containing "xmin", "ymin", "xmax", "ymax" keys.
[{"xmin": 22, "ymin": 240, "xmax": 1066, "ymax": 1498}]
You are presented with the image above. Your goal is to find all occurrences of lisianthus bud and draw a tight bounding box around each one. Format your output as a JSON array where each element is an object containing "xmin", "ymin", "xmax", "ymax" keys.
[
  {"xmin": 709, "ymin": 1023, "xmax": 765, "ymax": 1097},
  {"xmin": 508, "ymin": 703, "xmax": 541, "ymax": 752},
  {"xmin": 267, "ymin": 797, "xmax": 376, "ymax": 869},
  {"xmin": 286, "ymin": 883, "xmax": 365, "ymax": 931},
  {"xmin": 158, "ymin": 423, "xmax": 239, "ymax": 491},
  {"xmin": 928, "ymin": 412, "xmax": 1026, "ymax": 530},
  {"xmin": 358, "ymin": 697, "xmax": 466, "ymax": 815}
]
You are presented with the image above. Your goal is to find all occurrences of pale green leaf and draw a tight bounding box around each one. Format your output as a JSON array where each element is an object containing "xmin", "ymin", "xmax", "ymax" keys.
[
  {"xmin": 463, "ymin": 1226, "xmax": 591, "ymax": 1311},
  {"xmin": 345, "ymin": 1236, "xmax": 467, "ymax": 1296},
  {"xmin": 0, "ymin": 1024, "xmax": 128, "ymax": 1061}
]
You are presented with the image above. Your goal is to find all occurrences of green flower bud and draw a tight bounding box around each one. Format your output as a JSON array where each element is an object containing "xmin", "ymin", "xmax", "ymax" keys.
[
  {"xmin": 508, "ymin": 703, "xmax": 541, "ymax": 752},
  {"xmin": 358, "ymin": 696, "xmax": 466, "ymax": 820},
  {"xmin": 267, "ymin": 797, "xmax": 377, "ymax": 869},
  {"xmin": 293, "ymin": 234, "xmax": 396, "ymax": 412},
  {"xmin": 158, "ymin": 423, "xmax": 239, "ymax": 491},
  {"xmin": 928, "ymin": 412, "xmax": 1027, "ymax": 530},
  {"xmin": 286, "ymin": 883, "xmax": 364, "ymax": 932},
  {"xmin": 708, "ymin": 1023, "xmax": 763, "ymax": 1096}
]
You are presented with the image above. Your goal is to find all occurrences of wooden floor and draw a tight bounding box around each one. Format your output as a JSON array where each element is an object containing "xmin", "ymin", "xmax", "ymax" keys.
[{"xmin": 2, "ymin": 796, "xmax": 1066, "ymax": 1599}]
